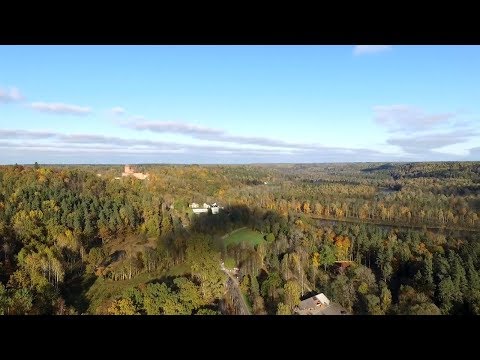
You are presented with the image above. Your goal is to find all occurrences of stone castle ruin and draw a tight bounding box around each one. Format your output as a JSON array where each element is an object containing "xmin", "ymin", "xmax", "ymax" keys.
[{"xmin": 121, "ymin": 165, "xmax": 148, "ymax": 180}]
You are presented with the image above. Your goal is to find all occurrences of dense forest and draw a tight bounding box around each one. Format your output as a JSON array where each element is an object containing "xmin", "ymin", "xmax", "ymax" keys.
[{"xmin": 0, "ymin": 161, "xmax": 479, "ymax": 315}]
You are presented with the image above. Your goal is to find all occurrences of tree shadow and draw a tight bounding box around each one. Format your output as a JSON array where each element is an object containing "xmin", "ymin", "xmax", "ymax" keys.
[
  {"xmin": 61, "ymin": 273, "xmax": 97, "ymax": 314},
  {"xmin": 186, "ymin": 204, "xmax": 286, "ymax": 243},
  {"xmin": 104, "ymin": 250, "xmax": 126, "ymax": 266}
]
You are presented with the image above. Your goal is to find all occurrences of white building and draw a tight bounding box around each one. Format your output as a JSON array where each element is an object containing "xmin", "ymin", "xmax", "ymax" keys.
[
  {"xmin": 192, "ymin": 208, "xmax": 209, "ymax": 214},
  {"xmin": 190, "ymin": 202, "xmax": 222, "ymax": 215},
  {"xmin": 315, "ymin": 293, "xmax": 330, "ymax": 306},
  {"xmin": 297, "ymin": 293, "xmax": 330, "ymax": 313},
  {"xmin": 295, "ymin": 292, "xmax": 348, "ymax": 315}
]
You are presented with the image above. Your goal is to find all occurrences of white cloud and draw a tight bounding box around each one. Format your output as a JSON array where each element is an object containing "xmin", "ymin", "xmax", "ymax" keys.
[
  {"xmin": 131, "ymin": 121, "xmax": 222, "ymax": 136},
  {"xmin": 0, "ymin": 86, "xmax": 23, "ymax": 102},
  {"xmin": 374, "ymin": 104, "xmax": 479, "ymax": 155},
  {"xmin": 111, "ymin": 107, "xmax": 125, "ymax": 115},
  {"xmin": 469, "ymin": 147, "xmax": 480, "ymax": 157},
  {"xmin": 387, "ymin": 129, "xmax": 477, "ymax": 154},
  {"xmin": 125, "ymin": 119, "xmax": 412, "ymax": 159},
  {"xmin": 0, "ymin": 128, "xmax": 392, "ymax": 162},
  {"xmin": 374, "ymin": 105, "xmax": 455, "ymax": 132},
  {"xmin": 30, "ymin": 102, "xmax": 91, "ymax": 115},
  {"xmin": 375, "ymin": 105, "xmax": 480, "ymax": 151},
  {"xmin": 125, "ymin": 119, "xmax": 326, "ymax": 149},
  {"xmin": 353, "ymin": 45, "xmax": 392, "ymax": 55}
]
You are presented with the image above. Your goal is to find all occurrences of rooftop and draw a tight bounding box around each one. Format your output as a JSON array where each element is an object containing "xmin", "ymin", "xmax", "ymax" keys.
[{"xmin": 296, "ymin": 293, "xmax": 350, "ymax": 315}]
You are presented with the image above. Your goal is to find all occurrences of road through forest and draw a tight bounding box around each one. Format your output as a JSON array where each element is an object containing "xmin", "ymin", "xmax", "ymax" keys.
[{"xmin": 220, "ymin": 262, "xmax": 251, "ymax": 315}]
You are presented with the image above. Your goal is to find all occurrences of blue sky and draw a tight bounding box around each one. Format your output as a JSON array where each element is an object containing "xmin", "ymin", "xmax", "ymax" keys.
[{"xmin": 0, "ymin": 45, "xmax": 479, "ymax": 164}]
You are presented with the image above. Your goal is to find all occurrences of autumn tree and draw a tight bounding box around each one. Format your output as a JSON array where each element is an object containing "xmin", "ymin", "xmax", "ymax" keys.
[
  {"xmin": 276, "ymin": 302, "xmax": 291, "ymax": 315},
  {"xmin": 283, "ymin": 279, "xmax": 301, "ymax": 312},
  {"xmin": 108, "ymin": 298, "xmax": 138, "ymax": 315}
]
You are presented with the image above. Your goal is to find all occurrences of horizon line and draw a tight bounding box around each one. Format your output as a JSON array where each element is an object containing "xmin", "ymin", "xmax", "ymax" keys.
[{"xmin": 2, "ymin": 160, "xmax": 479, "ymax": 166}]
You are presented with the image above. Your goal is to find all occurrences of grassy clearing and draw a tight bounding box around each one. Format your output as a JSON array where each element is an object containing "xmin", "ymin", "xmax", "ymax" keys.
[{"xmin": 223, "ymin": 228, "xmax": 265, "ymax": 247}]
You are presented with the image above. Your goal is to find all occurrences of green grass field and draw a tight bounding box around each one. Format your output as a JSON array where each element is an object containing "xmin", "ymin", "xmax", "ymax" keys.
[{"xmin": 223, "ymin": 228, "xmax": 265, "ymax": 247}]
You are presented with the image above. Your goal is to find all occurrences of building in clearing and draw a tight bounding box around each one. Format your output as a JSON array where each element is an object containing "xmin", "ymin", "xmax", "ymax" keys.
[
  {"xmin": 295, "ymin": 293, "xmax": 349, "ymax": 315},
  {"xmin": 189, "ymin": 202, "xmax": 222, "ymax": 215},
  {"xmin": 121, "ymin": 165, "xmax": 148, "ymax": 180}
]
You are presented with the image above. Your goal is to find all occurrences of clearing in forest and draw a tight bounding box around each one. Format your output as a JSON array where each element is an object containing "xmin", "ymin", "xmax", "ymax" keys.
[{"xmin": 223, "ymin": 227, "xmax": 265, "ymax": 247}]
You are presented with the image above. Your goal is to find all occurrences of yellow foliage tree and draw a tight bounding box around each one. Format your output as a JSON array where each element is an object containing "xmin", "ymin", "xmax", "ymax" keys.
[{"xmin": 107, "ymin": 298, "xmax": 138, "ymax": 315}]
